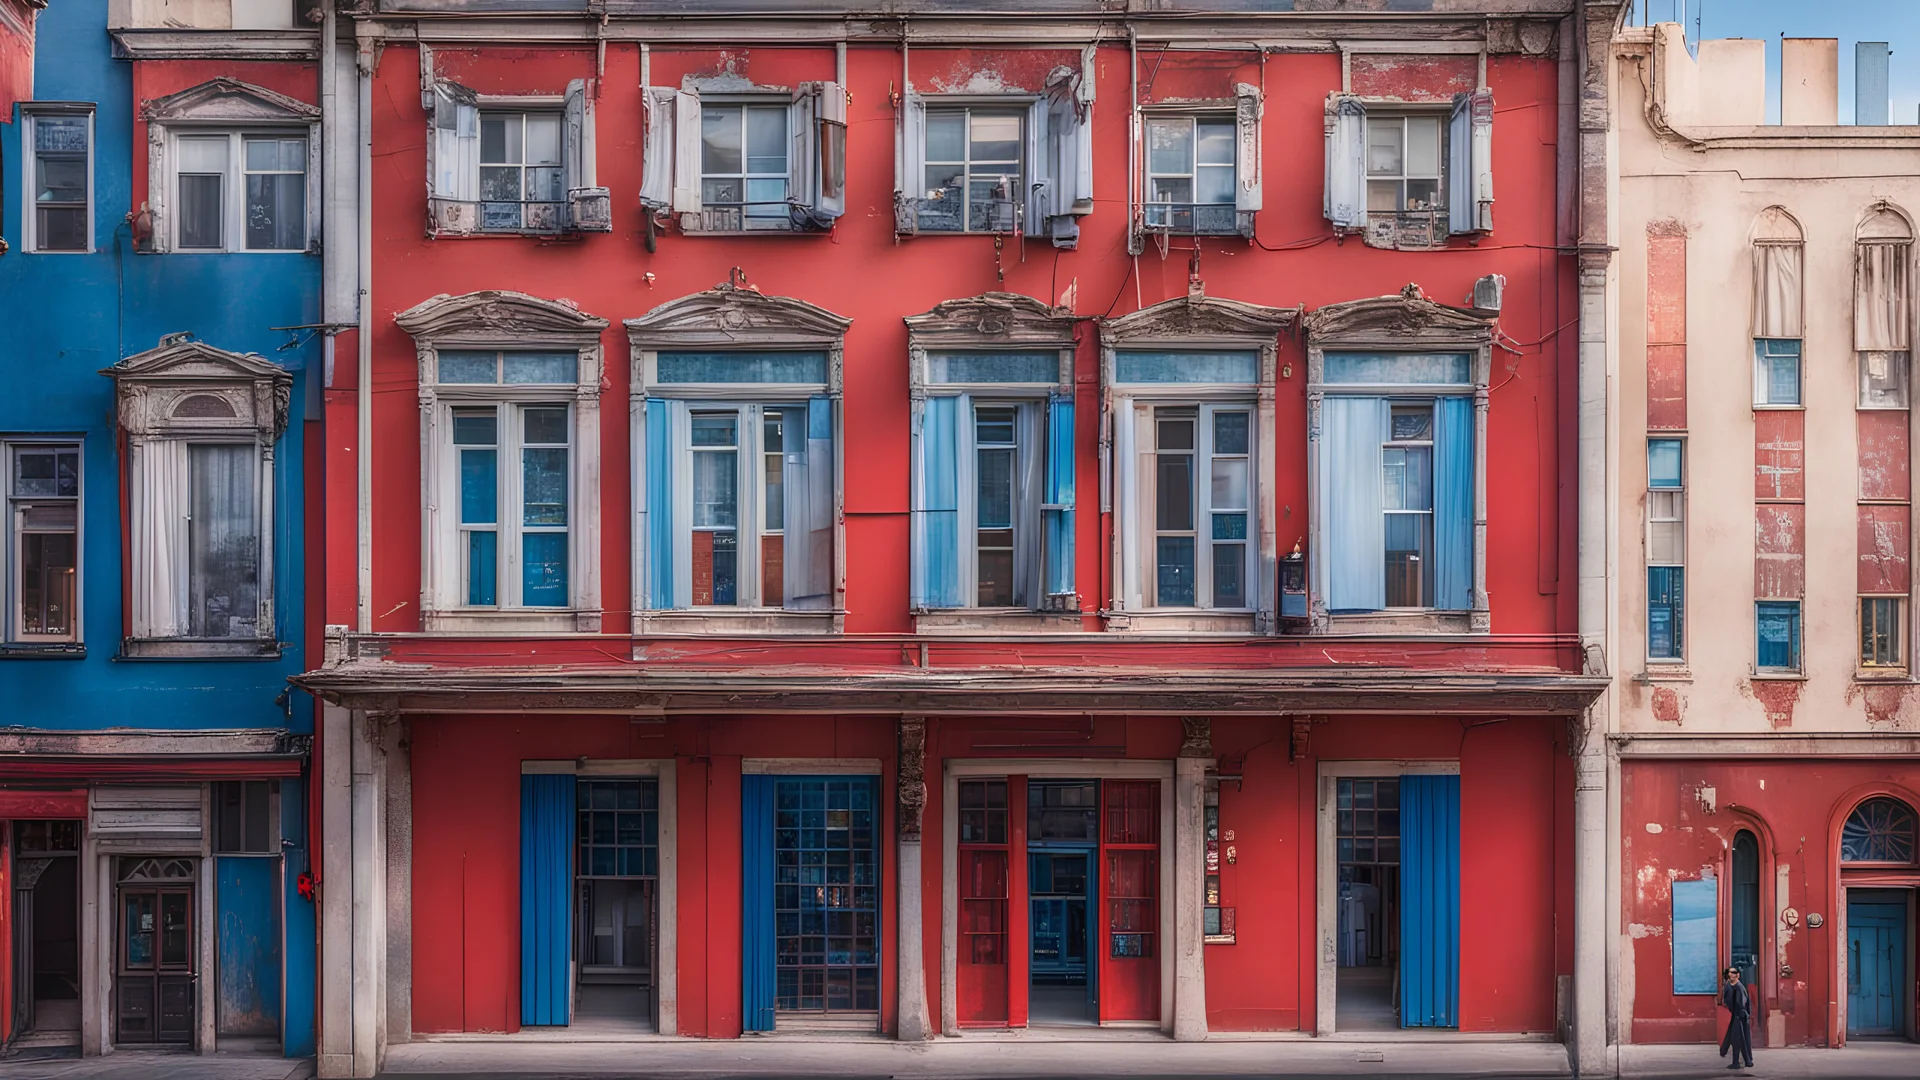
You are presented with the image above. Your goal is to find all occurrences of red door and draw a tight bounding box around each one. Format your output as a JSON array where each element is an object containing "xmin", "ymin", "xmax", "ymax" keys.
[
  {"xmin": 956, "ymin": 779, "xmax": 1010, "ymax": 1025},
  {"xmin": 1098, "ymin": 780, "xmax": 1159, "ymax": 1022}
]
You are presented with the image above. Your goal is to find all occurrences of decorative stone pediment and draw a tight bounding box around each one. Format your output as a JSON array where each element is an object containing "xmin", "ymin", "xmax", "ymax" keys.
[
  {"xmin": 1100, "ymin": 290, "xmax": 1296, "ymax": 344},
  {"xmin": 625, "ymin": 282, "xmax": 851, "ymax": 348},
  {"xmin": 395, "ymin": 290, "xmax": 609, "ymax": 346},
  {"xmin": 904, "ymin": 292, "xmax": 1075, "ymax": 347},
  {"xmin": 142, "ymin": 77, "xmax": 320, "ymax": 125},
  {"xmin": 102, "ymin": 335, "xmax": 293, "ymax": 438},
  {"xmin": 1304, "ymin": 290, "xmax": 1496, "ymax": 347}
]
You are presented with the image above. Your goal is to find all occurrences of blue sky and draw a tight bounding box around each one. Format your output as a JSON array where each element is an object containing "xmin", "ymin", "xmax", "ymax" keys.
[{"xmin": 1630, "ymin": 0, "xmax": 1920, "ymax": 123}]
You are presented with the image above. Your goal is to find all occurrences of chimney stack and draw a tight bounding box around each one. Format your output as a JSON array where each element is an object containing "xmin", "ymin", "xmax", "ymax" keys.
[{"xmin": 1781, "ymin": 38, "xmax": 1839, "ymax": 125}]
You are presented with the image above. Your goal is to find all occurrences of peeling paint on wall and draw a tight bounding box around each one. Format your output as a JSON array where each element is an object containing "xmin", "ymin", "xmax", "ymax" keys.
[
  {"xmin": 1754, "ymin": 410, "xmax": 1805, "ymax": 501},
  {"xmin": 1856, "ymin": 505, "xmax": 1910, "ymax": 593},
  {"xmin": 1747, "ymin": 680, "xmax": 1801, "ymax": 729},
  {"xmin": 1754, "ymin": 504, "xmax": 1806, "ymax": 599},
  {"xmin": 1848, "ymin": 681, "xmax": 1915, "ymax": 727},
  {"xmin": 1651, "ymin": 686, "xmax": 1683, "ymax": 724},
  {"xmin": 1349, "ymin": 53, "xmax": 1477, "ymax": 102}
]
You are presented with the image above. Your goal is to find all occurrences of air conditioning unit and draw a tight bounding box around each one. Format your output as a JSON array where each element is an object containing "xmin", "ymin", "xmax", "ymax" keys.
[
  {"xmin": 569, "ymin": 187, "xmax": 613, "ymax": 233},
  {"xmin": 1472, "ymin": 273, "xmax": 1506, "ymax": 313},
  {"xmin": 429, "ymin": 198, "xmax": 476, "ymax": 237}
]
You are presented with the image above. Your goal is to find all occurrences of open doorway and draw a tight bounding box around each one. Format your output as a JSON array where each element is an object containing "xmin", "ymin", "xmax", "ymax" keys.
[
  {"xmin": 1334, "ymin": 778, "xmax": 1400, "ymax": 1032},
  {"xmin": 573, "ymin": 778, "xmax": 658, "ymax": 1033},
  {"xmin": 1028, "ymin": 780, "xmax": 1097, "ymax": 1026},
  {"xmin": 9, "ymin": 820, "xmax": 82, "ymax": 1052}
]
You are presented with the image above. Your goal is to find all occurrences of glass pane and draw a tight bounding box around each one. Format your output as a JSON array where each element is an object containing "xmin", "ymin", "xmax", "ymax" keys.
[
  {"xmin": 466, "ymin": 531, "xmax": 495, "ymax": 606},
  {"xmin": 975, "ymin": 407, "xmax": 1016, "ymax": 446},
  {"xmin": 746, "ymin": 107, "xmax": 788, "ymax": 174},
  {"xmin": 1385, "ymin": 513, "xmax": 1434, "ymax": 609},
  {"xmin": 925, "ymin": 111, "xmax": 966, "ymax": 162},
  {"xmin": 1382, "ymin": 447, "xmax": 1432, "ymax": 511},
  {"xmin": 978, "ymin": 447, "xmax": 1014, "ymax": 529},
  {"xmin": 1213, "ymin": 410, "xmax": 1249, "ymax": 455},
  {"xmin": 34, "ymin": 116, "xmax": 88, "ymax": 153},
  {"xmin": 1212, "ymin": 541, "xmax": 1245, "ymax": 608},
  {"xmin": 1149, "ymin": 176, "xmax": 1193, "ymax": 205},
  {"xmin": 692, "ymin": 414, "xmax": 737, "ymax": 447},
  {"xmin": 1769, "ymin": 355, "xmax": 1801, "ymax": 405},
  {"xmin": 22, "ymin": 532, "xmax": 78, "ymax": 635},
  {"xmin": 452, "ymin": 407, "xmax": 498, "ymax": 444},
  {"xmin": 524, "ymin": 114, "xmax": 562, "ymax": 166},
  {"xmin": 1196, "ymin": 119, "xmax": 1235, "ymax": 166},
  {"xmin": 159, "ymin": 892, "xmax": 190, "ymax": 966},
  {"xmin": 744, "ymin": 176, "xmax": 789, "ymax": 223},
  {"xmin": 177, "ymin": 135, "xmax": 228, "ymax": 173},
  {"xmin": 1114, "ymin": 351, "xmax": 1259, "ymax": 384},
  {"xmin": 38, "ymin": 205, "xmax": 87, "ymax": 250},
  {"xmin": 178, "ymin": 173, "xmax": 223, "ymax": 249},
  {"xmin": 1861, "ymin": 351, "xmax": 1910, "ymax": 408},
  {"xmin": 1390, "ymin": 404, "xmax": 1433, "ymax": 441},
  {"xmin": 1366, "ymin": 119, "xmax": 1402, "ymax": 176},
  {"xmin": 125, "ymin": 892, "xmax": 156, "ymax": 968},
  {"xmin": 522, "ymin": 531, "xmax": 569, "ymax": 607},
  {"xmin": 245, "ymin": 171, "xmax": 306, "ymax": 250},
  {"xmin": 459, "ymin": 448, "xmax": 498, "ymax": 524},
  {"xmin": 702, "ymin": 106, "xmax": 743, "ymax": 173},
  {"xmin": 503, "ymin": 352, "xmax": 578, "ymax": 384},
  {"xmin": 522, "ymin": 447, "xmax": 569, "ymax": 526},
  {"xmin": 1368, "ymin": 178, "xmax": 1403, "ymax": 213},
  {"xmin": 1156, "ymin": 536, "xmax": 1196, "ymax": 606},
  {"xmin": 12, "ymin": 446, "xmax": 80, "ymax": 498},
  {"xmin": 526, "ymin": 166, "xmax": 564, "ymax": 203},
  {"xmin": 188, "ymin": 444, "xmax": 260, "ymax": 638},
  {"xmin": 1196, "ymin": 164, "xmax": 1235, "ymax": 206},
  {"xmin": 479, "ymin": 165, "xmax": 522, "ymax": 203},
  {"xmin": 1757, "ymin": 602, "xmax": 1800, "ymax": 669},
  {"xmin": 35, "ymin": 155, "xmax": 86, "ymax": 205},
  {"xmin": 244, "ymin": 137, "xmax": 282, "ymax": 171},
  {"xmin": 1211, "ymin": 456, "xmax": 1248, "ymax": 511},
  {"xmin": 1147, "ymin": 118, "xmax": 1193, "ymax": 175},
  {"xmin": 1324, "ymin": 352, "xmax": 1472, "ymax": 385},
  {"xmin": 693, "ymin": 451, "xmax": 738, "ymax": 529},
  {"xmin": 926, "ymin": 351, "xmax": 1058, "ymax": 385},
  {"xmin": 480, "ymin": 114, "xmax": 519, "ymax": 163},
  {"xmin": 657, "ymin": 351, "xmax": 829, "ymax": 385},
  {"xmin": 1648, "ymin": 439, "xmax": 1683, "ymax": 488},
  {"xmin": 1156, "ymin": 453, "xmax": 1193, "ymax": 531},
  {"xmin": 1406, "ymin": 177, "xmax": 1440, "ymax": 211},
  {"xmin": 1213, "ymin": 512, "xmax": 1247, "ymax": 541},
  {"xmin": 1648, "ymin": 516, "xmax": 1683, "ymax": 565},
  {"xmin": 764, "ymin": 414, "xmax": 786, "ymax": 530},
  {"xmin": 969, "ymin": 113, "xmax": 1021, "ymax": 162},
  {"xmin": 1406, "ymin": 115, "xmax": 1441, "ymax": 175},
  {"xmin": 523, "ymin": 405, "xmax": 569, "ymax": 446},
  {"xmin": 441, "ymin": 351, "xmax": 498, "ymax": 384}
]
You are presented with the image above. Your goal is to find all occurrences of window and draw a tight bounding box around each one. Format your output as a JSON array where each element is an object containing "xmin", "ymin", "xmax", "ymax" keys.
[
  {"xmin": 1841, "ymin": 797, "xmax": 1917, "ymax": 865},
  {"xmin": 23, "ymin": 108, "xmax": 92, "ymax": 252},
  {"xmin": 1730, "ymin": 832, "xmax": 1760, "ymax": 991},
  {"xmin": 1324, "ymin": 90, "xmax": 1492, "ymax": 240},
  {"xmin": 641, "ymin": 83, "xmax": 846, "ymax": 234},
  {"xmin": 700, "ymin": 104, "xmax": 789, "ymax": 231},
  {"xmin": 1145, "ymin": 115, "xmax": 1235, "ymax": 234},
  {"xmin": 1670, "ymin": 875, "xmax": 1718, "ymax": 994},
  {"xmin": 1860, "ymin": 351, "xmax": 1909, "ymax": 409},
  {"xmin": 429, "ymin": 79, "xmax": 607, "ymax": 236},
  {"xmin": 172, "ymin": 133, "xmax": 308, "ymax": 252},
  {"xmin": 1755, "ymin": 600, "xmax": 1802, "ymax": 673},
  {"xmin": 921, "ymin": 108, "xmax": 1024, "ymax": 234},
  {"xmin": 213, "ymin": 780, "xmax": 277, "ymax": 854},
  {"xmin": 1365, "ymin": 113, "xmax": 1444, "ymax": 215},
  {"xmin": 1861, "ymin": 596, "xmax": 1904, "ymax": 669},
  {"xmin": 1150, "ymin": 406, "xmax": 1252, "ymax": 609},
  {"xmin": 1753, "ymin": 339, "xmax": 1802, "ymax": 406},
  {"xmin": 438, "ymin": 351, "xmax": 577, "ymax": 609},
  {"xmin": 5, "ymin": 442, "xmax": 80, "ymax": 646},
  {"xmin": 1856, "ymin": 209, "xmax": 1912, "ymax": 406},
  {"xmin": 480, "ymin": 111, "xmax": 563, "ymax": 232},
  {"xmin": 1647, "ymin": 438, "xmax": 1685, "ymax": 661}
]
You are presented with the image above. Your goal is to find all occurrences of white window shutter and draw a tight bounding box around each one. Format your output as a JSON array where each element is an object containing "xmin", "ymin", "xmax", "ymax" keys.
[
  {"xmin": 817, "ymin": 81, "xmax": 848, "ymax": 220},
  {"xmin": 1323, "ymin": 93, "xmax": 1366, "ymax": 229},
  {"xmin": 895, "ymin": 88, "xmax": 925, "ymax": 235},
  {"xmin": 671, "ymin": 90, "xmax": 703, "ymax": 220},
  {"xmin": 789, "ymin": 84, "xmax": 818, "ymax": 228},
  {"xmin": 1026, "ymin": 98, "xmax": 1051, "ymax": 240},
  {"xmin": 1448, "ymin": 93, "xmax": 1474, "ymax": 234},
  {"xmin": 1112, "ymin": 397, "xmax": 1139, "ymax": 611},
  {"xmin": 564, "ymin": 79, "xmax": 587, "ymax": 191},
  {"xmin": 429, "ymin": 80, "xmax": 480, "ymax": 236},
  {"xmin": 562, "ymin": 78, "xmax": 610, "ymax": 233},
  {"xmin": 1468, "ymin": 87, "xmax": 1494, "ymax": 233},
  {"xmin": 640, "ymin": 87, "xmax": 676, "ymax": 210},
  {"xmin": 1234, "ymin": 82, "xmax": 1263, "ymax": 218}
]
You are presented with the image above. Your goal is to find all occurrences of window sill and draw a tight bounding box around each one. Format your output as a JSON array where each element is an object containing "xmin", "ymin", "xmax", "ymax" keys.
[
  {"xmin": 118, "ymin": 638, "xmax": 281, "ymax": 660},
  {"xmin": 1103, "ymin": 610, "xmax": 1260, "ymax": 635},
  {"xmin": 1204, "ymin": 934, "xmax": 1237, "ymax": 946},
  {"xmin": 914, "ymin": 609, "xmax": 1085, "ymax": 634},
  {"xmin": 636, "ymin": 609, "xmax": 840, "ymax": 636},
  {"xmin": 423, "ymin": 609, "xmax": 602, "ymax": 634},
  {"xmin": 1751, "ymin": 404, "xmax": 1806, "ymax": 412},
  {"xmin": 1, "ymin": 642, "xmax": 86, "ymax": 660},
  {"xmin": 1854, "ymin": 670, "xmax": 1913, "ymax": 682},
  {"xmin": 677, "ymin": 227, "xmax": 828, "ymax": 238},
  {"xmin": 1324, "ymin": 610, "xmax": 1476, "ymax": 635},
  {"xmin": 1634, "ymin": 666, "xmax": 1692, "ymax": 684},
  {"xmin": 1750, "ymin": 671, "xmax": 1807, "ymax": 682}
]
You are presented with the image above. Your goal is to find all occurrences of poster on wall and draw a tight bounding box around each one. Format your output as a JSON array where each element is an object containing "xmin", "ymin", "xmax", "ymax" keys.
[{"xmin": 1671, "ymin": 875, "xmax": 1719, "ymax": 995}]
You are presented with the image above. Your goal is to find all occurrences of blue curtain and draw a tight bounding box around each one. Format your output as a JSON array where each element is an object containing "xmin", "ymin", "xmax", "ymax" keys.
[
  {"xmin": 1322, "ymin": 396, "xmax": 1387, "ymax": 611},
  {"xmin": 1434, "ymin": 396, "xmax": 1473, "ymax": 611},
  {"xmin": 1043, "ymin": 393, "xmax": 1075, "ymax": 602},
  {"xmin": 1399, "ymin": 774, "xmax": 1460, "ymax": 1028},
  {"xmin": 914, "ymin": 396, "xmax": 963, "ymax": 608},
  {"xmin": 520, "ymin": 773, "xmax": 575, "ymax": 1027},
  {"xmin": 645, "ymin": 398, "xmax": 678, "ymax": 609},
  {"xmin": 741, "ymin": 775, "xmax": 777, "ymax": 1032}
]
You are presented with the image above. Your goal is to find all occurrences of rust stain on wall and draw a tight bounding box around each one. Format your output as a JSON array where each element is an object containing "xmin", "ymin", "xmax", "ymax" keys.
[
  {"xmin": 1748, "ymin": 680, "xmax": 1801, "ymax": 729},
  {"xmin": 1856, "ymin": 505, "xmax": 1910, "ymax": 593},
  {"xmin": 1754, "ymin": 410, "xmax": 1805, "ymax": 501},
  {"xmin": 1846, "ymin": 681, "xmax": 1914, "ymax": 727},
  {"xmin": 1650, "ymin": 686, "xmax": 1683, "ymax": 724},
  {"xmin": 1754, "ymin": 504, "xmax": 1805, "ymax": 598},
  {"xmin": 1856, "ymin": 409, "xmax": 1911, "ymax": 501},
  {"xmin": 1349, "ymin": 53, "xmax": 1477, "ymax": 102}
]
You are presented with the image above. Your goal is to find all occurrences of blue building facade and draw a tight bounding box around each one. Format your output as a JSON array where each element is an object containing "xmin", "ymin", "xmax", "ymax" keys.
[{"xmin": 1, "ymin": 0, "xmax": 317, "ymax": 1058}]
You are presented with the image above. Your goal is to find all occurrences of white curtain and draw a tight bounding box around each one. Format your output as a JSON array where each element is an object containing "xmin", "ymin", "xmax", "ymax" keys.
[
  {"xmin": 131, "ymin": 439, "xmax": 190, "ymax": 638},
  {"xmin": 1751, "ymin": 242, "xmax": 1804, "ymax": 339},
  {"xmin": 188, "ymin": 444, "xmax": 260, "ymax": 639},
  {"xmin": 1856, "ymin": 242, "xmax": 1911, "ymax": 351},
  {"xmin": 1321, "ymin": 396, "xmax": 1387, "ymax": 612}
]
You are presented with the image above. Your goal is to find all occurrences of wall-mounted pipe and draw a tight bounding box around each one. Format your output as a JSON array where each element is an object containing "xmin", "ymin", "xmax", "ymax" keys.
[{"xmin": 357, "ymin": 27, "xmax": 374, "ymax": 635}]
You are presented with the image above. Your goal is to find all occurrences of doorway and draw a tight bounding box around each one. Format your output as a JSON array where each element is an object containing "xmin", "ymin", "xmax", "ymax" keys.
[
  {"xmin": 1028, "ymin": 780, "xmax": 1098, "ymax": 1026},
  {"xmin": 8, "ymin": 820, "xmax": 81, "ymax": 1049},
  {"xmin": 573, "ymin": 778, "xmax": 659, "ymax": 1033},
  {"xmin": 114, "ymin": 858, "xmax": 198, "ymax": 1045},
  {"xmin": 1334, "ymin": 778, "xmax": 1400, "ymax": 1032},
  {"xmin": 1848, "ymin": 889, "xmax": 1911, "ymax": 1038}
]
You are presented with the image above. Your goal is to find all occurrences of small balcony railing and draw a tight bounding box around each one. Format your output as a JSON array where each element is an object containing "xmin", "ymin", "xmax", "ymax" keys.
[{"xmin": 1142, "ymin": 201, "xmax": 1243, "ymax": 236}]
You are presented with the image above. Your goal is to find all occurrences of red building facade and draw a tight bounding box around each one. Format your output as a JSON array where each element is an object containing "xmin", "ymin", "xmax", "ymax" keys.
[{"xmin": 301, "ymin": 3, "xmax": 1598, "ymax": 1073}]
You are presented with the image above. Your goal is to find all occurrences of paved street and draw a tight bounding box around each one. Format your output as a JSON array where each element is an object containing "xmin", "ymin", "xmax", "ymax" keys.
[{"xmin": 2, "ymin": 1039, "xmax": 1915, "ymax": 1080}]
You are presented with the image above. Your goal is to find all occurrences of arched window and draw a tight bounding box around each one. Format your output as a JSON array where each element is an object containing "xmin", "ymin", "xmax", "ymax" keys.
[
  {"xmin": 1731, "ymin": 831, "xmax": 1760, "ymax": 990},
  {"xmin": 1841, "ymin": 797, "xmax": 1918, "ymax": 865}
]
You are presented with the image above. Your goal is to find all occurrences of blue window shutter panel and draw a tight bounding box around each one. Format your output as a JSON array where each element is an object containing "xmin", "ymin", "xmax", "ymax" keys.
[
  {"xmin": 741, "ymin": 775, "xmax": 778, "ymax": 1032},
  {"xmin": 1433, "ymin": 395, "xmax": 1474, "ymax": 611},
  {"xmin": 646, "ymin": 398, "xmax": 678, "ymax": 609},
  {"xmin": 1399, "ymin": 774, "xmax": 1459, "ymax": 1028},
  {"xmin": 520, "ymin": 772, "xmax": 575, "ymax": 1026},
  {"xmin": 1322, "ymin": 397, "xmax": 1387, "ymax": 611},
  {"xmin": 1043, "ymin": 393, "xmax": 1076, "ymax": 601},
  {"xmin": 914, "ymin": 396, "xmax": 963, "ymax": 608}
]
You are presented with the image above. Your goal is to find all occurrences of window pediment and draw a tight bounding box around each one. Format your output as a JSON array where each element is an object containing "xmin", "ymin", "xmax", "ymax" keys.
[
  {"xmin": 102, "ymin": 335, "xmax": 292, "ymax": 438},
  {"xmin": 1304, "ymin": 290, "xmax": 1495, "ymax": 347},
  {"xmin": 395, "ymin": 290, "xmax": 609, "ymax": 347},
  {"xmin": 905, "ymin": 292, "xmax": 1075, "ymax": 349},
  {"xmin": 1100, "ymin": 289, "xmax": 1296, "ymax": 345},
  {"xmin": 142, "ymin": 77, "xmax": 320, "ymax": 126},
  {"xmin": 625, "ymin": 282, "xmax": 851, "ymax": 349}
]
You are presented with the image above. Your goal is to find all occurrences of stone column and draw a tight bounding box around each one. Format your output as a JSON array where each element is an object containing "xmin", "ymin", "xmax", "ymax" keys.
[
  {"xmin": 318, "ymin": 704, "xmax": 354, "ymax": 1078},
  {"xmin": 351, "ymin": 709, "xmax": 392, "ymax": 1077},
  {"xmin": 896, "ymin": 717, "xmax": 933, "ymax": 1040},
  {"xmin": 1173, "ymin": 718, "xmax": 1211, "ymax": 1041},
  {"xmin": 318, "ymin": 703, "xmax": 393, "ymax": 1079}
]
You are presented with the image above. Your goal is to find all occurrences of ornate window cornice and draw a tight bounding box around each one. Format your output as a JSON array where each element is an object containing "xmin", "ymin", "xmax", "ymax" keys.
[
  {"xmin": 396, "ymin": 290, "xmax": 610, "ymax": 348},
  {"xmin": 624, "ymin": 281, "xmax": 852, "ymax": 352},
  {"xmin": 141, "ymin": 76, "xmax": 321, "ymax": 125},
  {"xmin": 1100, "ymin": 287, "xmax": 1298, "ymax": 345},
  {"xmin": 904, "ymin": 291, "xmax": 1076, "ymax": 349},
  {"xmin": 1303, "ymin": 290, "xmax": 1496, "ymax": 348},
  {"xmin": 101, "ymin": 335, "xmax": 293, "ymax": 440}
]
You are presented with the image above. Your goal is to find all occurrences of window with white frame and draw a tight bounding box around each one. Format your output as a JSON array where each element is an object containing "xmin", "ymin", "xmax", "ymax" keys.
[
  {"xmin": 399, "ymin": 291, "xmax": 608, "ymax": 631},
  {"xmin": 479, "ymin": 111, "xmax": 564, "ymax": 232},
  {"xmin": 1364, "ymin": 113, "xmax": 1444, "ymax": 215},
  {"xmin": 22, "ymin": 107, "xmax": 93, "ymax": 253},
  {"xmin": 1856, "ymin": 207, "xmax": 1912, "ymax": 408},
  {"xmin": 911, "ymin": 351, "xmax": 1074, "ymax": 612},
  {"xmin": 640, "ymin": 83, "xmax": 846, "ymax": 234},
  {"xmin": 1756, "ymin": 600, "xmax": 1802, "ymax": 674},
  {"xmin": 5, "ymin": 441, "xmax": 81, "ymax": 647},
  {"xmin": 921, "ymin": 107, "xmax": 1024, "ymax": 234},
  {"xmin": 1145, "ymin": 115, "xmax": 1236, "ymax": 234},
  {"xmin": 1323, "ymin": 89, "xmax": 1493, "ymax": 241},
  {"xmin": 1647, "ymin": 437, "xmax": 1684, "ymax": 662},
  {"xmin": 893, "ymin": 76, "xmax": 1094, "ymax": 245},
  {"xmin": 173, "ymin": 132, "xmax": 309, "ymax": 251},
  {"xmin": 1753, "ymin": 339, "xmax": 1801, "ymax": 407},
  {"xmin": 429, "ymin": 79, "xmax": 608, "ymax": 237},
  {"xmin": 106, "ymin": 336, "xmax": 288, "ymax": 657},
  {"xmin": 1750, "ymin": 213, "xmax": 1804, "ymax": 407}
]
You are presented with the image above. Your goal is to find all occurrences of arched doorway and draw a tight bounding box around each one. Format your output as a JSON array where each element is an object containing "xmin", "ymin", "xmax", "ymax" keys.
[{"xmin": 1840, "ymin": 797, "xmax": 1917, "ymax": 1040}]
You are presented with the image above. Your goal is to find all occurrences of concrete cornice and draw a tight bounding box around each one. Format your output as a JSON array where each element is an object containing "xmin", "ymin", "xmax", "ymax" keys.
[
  {"xmin": 1611, "ymin": 732, "xmax": 1920, "ymax": 758},
  {"xmin": 110, "ymin": 28, "xmax": 322, "ymax": 61}
]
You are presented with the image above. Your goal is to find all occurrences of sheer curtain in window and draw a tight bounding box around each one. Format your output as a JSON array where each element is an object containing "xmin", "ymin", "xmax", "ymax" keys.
[
  {"xmin": 1751, "ymin": 242, "xmax": 1804, "ymax": 339},
  {"xmin": 1321, "ymin": 396, "xmax": 1387, "ymax": 611},
  {"xmin": 188, "ymin": 444, "xmax": 260, "ymax": 638},
  {"xmin": 1856, "ymin": 242, "xmax": 1911, "ymax": 352},
  {"xmin": 131, "ymin": 439, "xmax": 190, "ymax": 638}
]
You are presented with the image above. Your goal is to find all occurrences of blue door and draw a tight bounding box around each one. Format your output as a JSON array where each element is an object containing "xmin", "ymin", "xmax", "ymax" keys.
[
  {"xmin": 215, "ymin": 857, "xmax": 281, "ymax": 1038},
  {"xmin": 1399, "ymin": 774, "xmax": 1460, "ymax": 1028},
  {"xmin": 520, "ymin": 773, "xmax": 576, "ymax": 1026},
  {"xmin": 1848, "ymin": 897, "xmax": 1906, "ymax": 1037}
]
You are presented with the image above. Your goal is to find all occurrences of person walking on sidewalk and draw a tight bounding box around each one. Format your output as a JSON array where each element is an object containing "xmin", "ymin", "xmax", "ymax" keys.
[{"xmin": 1719, "ymin": 966, "xmax": 1755, "ymax": 1069}]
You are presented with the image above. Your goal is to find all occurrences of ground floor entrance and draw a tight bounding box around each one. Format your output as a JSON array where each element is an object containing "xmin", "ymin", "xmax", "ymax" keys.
[
  {"xmin": 7, "ymin": 821, "xmax": 81, "ymax": 1052},
  {"xmin": 1846, "ymin": 888, "xmax": 1913, "ymax": 1039}
]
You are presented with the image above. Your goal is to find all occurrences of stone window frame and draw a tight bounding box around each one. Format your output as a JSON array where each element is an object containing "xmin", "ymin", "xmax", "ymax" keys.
[{"xmin": 140, "ymin": 77, "xmax": 322, "ymax": 255}]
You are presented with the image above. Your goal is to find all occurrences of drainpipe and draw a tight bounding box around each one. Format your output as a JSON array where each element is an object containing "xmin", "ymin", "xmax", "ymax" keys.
[{"xmin": 356, "ymin": 25, "xmax": 375, "ymax": 635}]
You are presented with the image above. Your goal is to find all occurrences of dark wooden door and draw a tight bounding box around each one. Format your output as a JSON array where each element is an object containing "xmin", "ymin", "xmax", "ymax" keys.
[{"xmin": 117, "ymin": 886, "xmax": 195, "ymax": 1044}]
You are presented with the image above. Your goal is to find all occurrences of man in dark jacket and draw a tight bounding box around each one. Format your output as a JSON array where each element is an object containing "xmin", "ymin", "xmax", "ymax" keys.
[{"xmin": 1719, "ymin": 966, "xmax": 1755, "ymax": 1069}]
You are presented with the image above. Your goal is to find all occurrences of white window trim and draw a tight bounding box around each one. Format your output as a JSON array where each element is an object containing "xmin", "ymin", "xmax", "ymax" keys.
[
  {"xmin": 3, "ymin": 438, "xmax": 85, "ymax": 651},
  {"xmin": 162, "ymin": 128, "xmax": 314, "ymax": 254},
  {"xmin": 141, "ymin": 78, "xmax": 321, "ymax": 255},
  {"xmin": 436, "ymin": 397, "xmax": 575, "ymax": 611},
  {"xmin": 627, "ymin": 283, "xmax": 851, "ymax": 636},
  {"xmin": 693, "ymin": 95, "xmax": 793, "ymax": 233},
  {"xmin": 680, "ymin": 399, "xmax": 811, "ymax": 610},
  {"xmin": 1100, "ymin": 290, "xmax": 1293, "ymax": 635},
  {"xmin": 1303, "ymin": 294, "xmax": 1493, "ymax": 636},
  {"xmin": 1139, "ymin": 109, "xmax": 1240, "ymax": 237},
  {"xmin": 906, "ymin": 295, "xmax": 1079, "ymax": 632},
  {"xmin": 396, "ymin": 291, "xmax": 609, "ymax": 634},
  {"xmin": 21, "ymin": 104, "xmax": 95, "ymax": 255}
]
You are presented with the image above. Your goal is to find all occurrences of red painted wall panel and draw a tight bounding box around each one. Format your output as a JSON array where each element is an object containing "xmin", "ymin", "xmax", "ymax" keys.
[
  {"xmin": 1857, "ymin": 409, "xmax": 1911, "ymax": 502},
  {"xmin": 1458, "ymin": 720, "xmax": 1558, "ymax": 1032},
  {"xmin": 1348, "ymin": 54, "xmax": 1478, "ymax": 102},
  {"xmin": 129, "ymin": 60, "xmax": 319, "ymax": 215},
  {"xmin": 1857, "ymin": 505, "xmax": 1910, "ymax": 594},
  {"xmin": 1754, "ymin": 504, "xmax": 1806, "ymax": 599},
  {"xmin": 1754, "ymin": 411, "xmax": 1805, "ymax": 502},
  {"xmin": 0, "ymin": 0, "xmax": 34, "ymax": 121}
]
